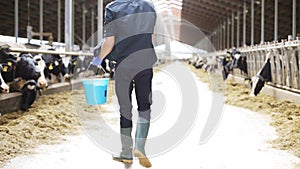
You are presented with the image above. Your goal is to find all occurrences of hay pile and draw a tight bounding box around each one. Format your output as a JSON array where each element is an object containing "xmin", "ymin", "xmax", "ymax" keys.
[
  {"xmin": 190, "ymin": 65, "xmax": 300, "ymax": 158},
  {"xmin": 0, "ymin": 92, "xmax": 80, "ymax": 167}
]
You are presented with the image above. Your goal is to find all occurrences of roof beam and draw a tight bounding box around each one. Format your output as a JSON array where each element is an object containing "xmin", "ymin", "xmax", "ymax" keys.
[
  {"xmin": 183, "ymin": 4, "xmax": 228, "ymax": 20},
  {"xmin": 182, "ymin": 11, "xmax": 221, "ymax": 22},
  {"xmin": 197, "ymin": 0, "xmax": 242, "ymax": 12}
]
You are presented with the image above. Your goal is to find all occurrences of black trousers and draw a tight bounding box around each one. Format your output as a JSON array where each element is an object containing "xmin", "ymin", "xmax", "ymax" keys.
[{"xmin": 115, "ymin": 68, "xmax": 153, "ymax": 128}]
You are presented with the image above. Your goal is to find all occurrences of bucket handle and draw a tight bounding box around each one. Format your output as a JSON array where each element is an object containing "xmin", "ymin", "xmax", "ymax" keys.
[{"xmin": 85, "ymin": 63, "xmax": 107, "ymax": 77}]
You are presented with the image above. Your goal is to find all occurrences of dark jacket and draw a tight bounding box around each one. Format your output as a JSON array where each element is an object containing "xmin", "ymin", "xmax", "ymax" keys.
[{"xmin": 104, "ymin": 0, "xmax": 157, "ymax": 66}]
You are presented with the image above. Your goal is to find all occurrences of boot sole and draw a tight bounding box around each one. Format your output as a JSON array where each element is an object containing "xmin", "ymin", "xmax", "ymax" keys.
[
  {"xmin": 112, "ymin": 157, "xmax": 133, "ymax": 164},
  {"xmin": 133, "ymin": 150, "xmax": 152, "ymax": 168}
]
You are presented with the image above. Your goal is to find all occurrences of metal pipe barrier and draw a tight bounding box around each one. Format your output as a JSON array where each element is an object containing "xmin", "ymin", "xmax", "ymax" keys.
[{"xmin": 8, "ymin": 47, "xmax": 94, "ymax": 56}]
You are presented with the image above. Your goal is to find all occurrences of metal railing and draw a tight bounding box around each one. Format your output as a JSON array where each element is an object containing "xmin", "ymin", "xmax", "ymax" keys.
[
  {"xmin": 8, "ymin": 47, "xmax": 93, "ymax": 56},
  {"xmin": 200, "ymin": 40, "xmax": 300, "ymax": 94}
]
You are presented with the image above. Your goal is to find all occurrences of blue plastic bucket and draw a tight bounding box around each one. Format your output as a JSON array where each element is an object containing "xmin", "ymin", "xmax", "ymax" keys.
[{"xmin": 82, "ymin": 78, "xmax": 109, "ymax": 105}]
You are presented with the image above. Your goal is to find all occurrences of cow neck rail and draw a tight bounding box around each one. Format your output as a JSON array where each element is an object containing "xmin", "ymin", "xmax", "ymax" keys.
[
  {"xmin": 8, "ymin": 48, "xmax": 94, "ymax": 57},
  {"xmin": 240, "ymin": 43, "xmax": 300, "ymax": 53}
]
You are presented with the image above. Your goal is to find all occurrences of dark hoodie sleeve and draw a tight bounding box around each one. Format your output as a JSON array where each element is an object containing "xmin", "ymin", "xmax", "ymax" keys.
[{"xmin": 104, "ymin": 7, "xmax": 116, "ymax": 38}]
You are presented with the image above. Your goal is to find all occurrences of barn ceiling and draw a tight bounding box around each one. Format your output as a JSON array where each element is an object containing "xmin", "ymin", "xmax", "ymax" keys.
[
  {"xmin": 181, "ymin": 0, "xmax": 300, "ymax": 46},
  {"xmin": 0, "ymin": 0, "xmax": 298, "ymax": 48}
]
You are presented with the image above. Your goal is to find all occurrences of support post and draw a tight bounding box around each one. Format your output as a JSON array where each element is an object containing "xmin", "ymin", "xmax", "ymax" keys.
[
  {"xmin": 237, "ymin": 11, "xmax": 240, "ymax": 48},
  {"xmin": 227, "ymin": 18, "xmax": 230, "ymax": 49},
  {"xmin": 40, "ymin": 0, "xmax": 43, "ymax": 43},
  {"xmin": 91, "ymin": 8, "xmax": 95, "ymax": 47},
  {"xmin": 15, "ymin": 0, "xmax": 19, "ymax": 42},
  {"xmin": 58, "ymin": 0, "xmax": 61, "ymax": 43},
  {"xmin": 274, "ymin": 0, "xmax": 278, "ymax": 41},
  {"xmin": 220, "ymin": 25, "xmax": 223, "ymax": 50},
  {"xmin": 65, "ymin": 0, "xmax": 73, "ymax": 51},
  {"xmin": 243, "ymin": 2, "xmax": 247, "ymax": 47},
  {"xmin": 82, "ymin": 3, "xmax": 86, "ymax": 45},
  {"xmin": 98, "ymin": 0, "xmax": 103, "ymax": 43},
  {"xmin": 223, "ymin": 22, "xmax": 226, "ymax": 49},
  {"xmin": 261, "ymin": 0, "xmax": 265, "ymax": 44},
  {"xmin": 232, "ymin": 12, "xmax": 235, "ymax": 47},
  {"xmin": 72, "ymin": 0, "xmax": 75, "ymax": 46},
  {"xmin": 251, "ymin": 0, "xmax": 254, "ymax": 46},
  {"xmin": 293, "ymin": 0, "xmax": 297, "ymax": 39}
]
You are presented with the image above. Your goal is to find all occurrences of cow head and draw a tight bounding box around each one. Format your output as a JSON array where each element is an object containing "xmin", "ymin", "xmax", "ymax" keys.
[
  {"xmin": 61, "ymin": 56, "xmax": 72, "ymax": 81},
  {"xmin": 250, "ymin": 76, "xmax": 265, "ymax": 96},
  {"xmin": 21, "ymin": 79, "xmax": 37, "ymax": 111},
  {"xmin": 250, "ymin": 52, "xmax": 272, "ymax": 96},
  {"xmin": 1, "ymin": 59, "xmax": 17, "ymax": 83},
  {"xmin": 0, "ymin": 46, "xmax": 17, "ymax": 63},
  {"xmin": 16, "ymin": 56, "xmax": 39, "ymax": 80},
  {"xmin": 0, "ymin": 64, "xmax": 9, "ymax": 93},
  {"xmin": 33, "ymin": 54, "xmax": 48, "ymax": 89}
]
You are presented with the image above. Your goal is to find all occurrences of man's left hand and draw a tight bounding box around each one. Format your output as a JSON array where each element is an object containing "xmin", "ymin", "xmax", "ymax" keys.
[{"xmin": 91, "ymin": 57, "xmax": 103, "ymax": 66}]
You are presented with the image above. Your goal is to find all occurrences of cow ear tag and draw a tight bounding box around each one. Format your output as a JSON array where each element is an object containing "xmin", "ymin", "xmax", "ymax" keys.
[
  {"xmin": 7, "ymin": 61, "xmax": 12, "ymax": 66},
  {"xmin": 73, "ymin": 61, "xmax": 77, "ymax": 65},
  {"xmin": 49, "ymin": 63, "xmax": 54, "ymax": 70},
  {"xmin": 3, "ymin": 66, "xmax": 8, "ymax": 72}
]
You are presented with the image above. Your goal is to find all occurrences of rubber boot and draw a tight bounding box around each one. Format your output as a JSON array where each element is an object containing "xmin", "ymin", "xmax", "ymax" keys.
[
  {"xmin": 133, "ymin": 117, "xmax": 152, "ymax": 168},
  {"xmin": 113, "ymin": 127, "xmax": 133, "ymax": 164}
]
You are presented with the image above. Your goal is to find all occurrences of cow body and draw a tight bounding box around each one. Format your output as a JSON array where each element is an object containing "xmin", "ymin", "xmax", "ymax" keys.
[{"xmin": 222, "ymin": 49, "xmax": 248, "ymax": 80}]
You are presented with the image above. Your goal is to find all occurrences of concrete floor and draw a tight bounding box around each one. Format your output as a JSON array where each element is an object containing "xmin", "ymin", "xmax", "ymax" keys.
[{"xmin": 2, "ymin": 63, "xmax": 300, "ymax": 169}]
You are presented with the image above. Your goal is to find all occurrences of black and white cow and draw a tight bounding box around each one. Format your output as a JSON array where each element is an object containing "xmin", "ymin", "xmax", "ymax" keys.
[
  {"xmin": 41, "ymin": 51, "xmax": 61, "ymax": 82},
  {"xmin": 0, "ymin": 50, "xmax": 47, "ymax": 111},
  {"xmin": 69, "ymin": 55, "xmax": 80, "ymax": 75},
  {"xmin": 0, "ymin": 64, "xmax": 9, "ymax": 93},
  {"xmin": 69, "ymin": 56, "xmax": 87, "ymax": 78},
  {"xmin": 41, "ymin": 49, "xmax": 75, "ymax": 83},
  {"xmin": 20, "ymin": 80, "xmax": 37, "ymax": 111},
  {"xmin": 250, "ymin": 51, "xmax": 272, "ymax": 96},
  {"xmin": 222, "ymin": 49, "xmax": 248, "ymax": 80},
  {"xmin": 32, "ymin": 54, "xmax": 48, "ymax": 89},
  {"xmin": 1, "ymin": 59, "xmax": 17, "ymax": 83},
  {"xmin": 13, "ymin": 53, "xmax": 48, "ymax": 110},
  {"xmin": 17, "ymin": 54, "xmax": 41, "ymax": 81},
  {"xmin": 58, "ymin": 55, "xmax": 72, "ymax": 81},
  {"xmin": 1, "ymin": 50, "xmax": 46, "ymax": 88},
  {"xmin": 192, "ymin": 57, "xmax": 207, "ymax": 69},
  {"xmin": 101, "ymin": 58, "xmax": 116, "ymax": 78}
]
